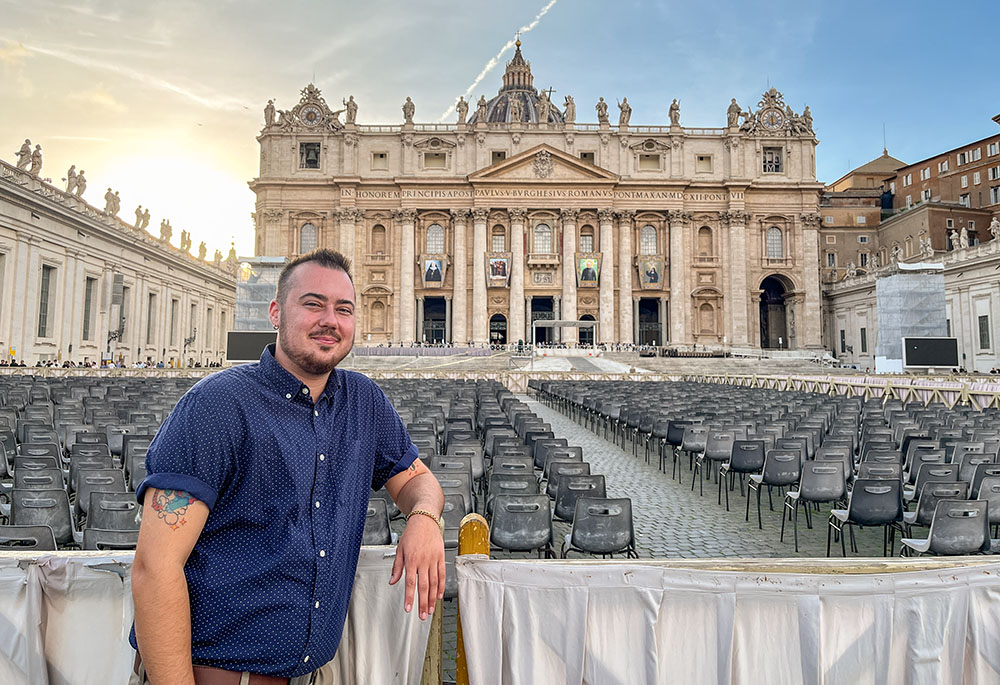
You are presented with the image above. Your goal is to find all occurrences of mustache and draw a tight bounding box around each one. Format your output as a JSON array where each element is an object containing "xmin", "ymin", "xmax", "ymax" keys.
[{"xmin": 310, "ymin": 330, "xmax": 342, "ymax": 341}]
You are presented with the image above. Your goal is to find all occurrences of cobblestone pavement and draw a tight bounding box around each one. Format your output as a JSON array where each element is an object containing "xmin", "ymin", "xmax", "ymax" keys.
[{"xmin": 419, "ymin": 393, "xmax": 887, "ymax": 682}]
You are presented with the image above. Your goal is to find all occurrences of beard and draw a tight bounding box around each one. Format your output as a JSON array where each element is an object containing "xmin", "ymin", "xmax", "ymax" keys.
[{"xmin": 278, "ymin": 319, "xmax": 351, "ymax": 376}]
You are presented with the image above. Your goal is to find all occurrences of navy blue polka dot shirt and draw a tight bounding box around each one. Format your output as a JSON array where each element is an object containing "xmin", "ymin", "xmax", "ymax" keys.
[{"xmin": 130, "ymin": 344, "xmax": 417, "ymax": 677}]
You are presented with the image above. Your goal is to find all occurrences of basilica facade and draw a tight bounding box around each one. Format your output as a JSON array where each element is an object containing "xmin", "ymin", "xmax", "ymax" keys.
[{"xmin": 250, "ymin": 43, "xmax": 823, "ymax": 349}]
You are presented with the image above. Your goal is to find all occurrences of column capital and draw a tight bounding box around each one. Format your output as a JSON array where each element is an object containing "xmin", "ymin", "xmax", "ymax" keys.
[
  {"xmin": 508, "ymin": 208, "xmax": 528, "ymax": 222},
  {"xmin": 615, "ymin": 209, "xmax": 636, "ymax": 223},
  {"xmin": 559, "ymin": 208, "xmax": 579, "ymax": 223},
  {"xmin": 667, "ymin": 210, "xmax": 692, "ymax": 225},
  {"xmin": 392, "ymin": 208, "xmax": 418, "ymax": 223},
  {"xmin": 799, "ymin": 212, "xmax": 822, "ymax": 228},
  {"xmin": 336, "ymin": 207, "xmax": 365, "ymax": 223},
  {"xmin": 471, "ymin": 207, "xmax": 491, "ymax": 223},
  {"xmin": 597, "ymin": 208, "xmax": 616, "ymax": 224},
  {"xmin": 719, "ymin": 210, "xmax": 751, "ymax": 226},
  {"xmin": 450, "ymin": 208, "xmax": 471, "ymax": 222}
]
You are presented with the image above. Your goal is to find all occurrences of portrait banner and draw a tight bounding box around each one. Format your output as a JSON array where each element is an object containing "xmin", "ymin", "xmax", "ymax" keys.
[
  {"xmin": 638, "ymin": 256, "xmax": 665, "ymax": 290},
  {"xmin": 576, "ymin": 253, "xmax": 602, "ymax": 287},
  {"xmin": 421, "ymin": 255, "xmax": 447, "ymax": 288},
  {"xmin": 486, "ymin": 252, "xmax": 511, "ymax": 288}
]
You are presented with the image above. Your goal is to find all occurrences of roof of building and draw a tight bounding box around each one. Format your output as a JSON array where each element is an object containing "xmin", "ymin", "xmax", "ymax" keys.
[
  {"xmin": 894, "ymin": 130, "xmax": 1000, "ymax": 171},
  {"xmin": 827, "ymin": 150, "xmax": 905, "ymax": 189},
  {"xmin": 466, "ymin": 41, "xmax": 564, "ymax": 126}
]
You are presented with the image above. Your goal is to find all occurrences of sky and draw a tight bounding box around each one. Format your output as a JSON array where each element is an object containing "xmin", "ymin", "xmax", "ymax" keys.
[{"xmin": 3, "ymin": 0, "xmax": 999, "ymax": 257}]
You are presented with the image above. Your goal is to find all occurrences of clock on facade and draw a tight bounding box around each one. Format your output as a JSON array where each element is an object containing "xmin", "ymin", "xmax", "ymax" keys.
[
  {"xmin": 300, "ymin": 105, "xmax": 323, "ymax": 126},
  {"xmin": 760, "ymin": 108, "xmax": 784, "ymax": 130}
]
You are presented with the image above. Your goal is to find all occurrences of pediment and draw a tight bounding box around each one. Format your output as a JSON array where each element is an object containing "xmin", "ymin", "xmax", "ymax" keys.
[{"xmin": 469, "ymin": 144, "xmax": 619, "ymax": 183}]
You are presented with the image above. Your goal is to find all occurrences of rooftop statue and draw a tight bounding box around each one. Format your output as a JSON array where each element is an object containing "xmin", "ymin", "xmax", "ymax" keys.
[
  {"xmin": 343, "ymin": 95, "xmax": 358, "ymax": 125},
  {"xmin": 669, "ymin": 99, "xmax": 680, "ymax": 127},
  {"xmin": 64, "ymin": 165, "xmax": 77, "ymax": 194},
  {"xmin": 618, "ymin": 97, "xmax": 631, "ymax": 127},
  {"xmin": 455, "ymin": 96, "xmax": 468, "ymax": 125},
  {"xmin": 74, "ymin": 170, "xmax": 87, "ymax": 197},
  {"xmin": 595, "ymin": 97, "xmax": 609, "ymax": 125},
  {"xmin": 15, "ymin": 139, "xmax": 31, "ymax": 170},
  {"xmin": 476, "ymin": 96, "xmax": 488, "ymax": 122},
  {"xmin": 402, "ymin": 97, "xmax": 415, "ymax": 124},
  {"xmin": 563, "ymin": 95, "xmax": 576, "ymax": 124},
  {"xmin": 264, "ymin": 99, "xmax": 275, "ymax": 128},
  {"xmin": 29, "ymin": 144, "xmax": 43, "ymax": 176},
  {"xmin": 727, "ymin": 99, "xmax": 741, "ymax": 128}
]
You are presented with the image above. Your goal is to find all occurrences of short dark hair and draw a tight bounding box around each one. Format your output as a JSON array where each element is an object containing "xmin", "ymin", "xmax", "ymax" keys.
[{"xmin": 275, "ymin": 248, "xmax": 353, "ymax": 304}]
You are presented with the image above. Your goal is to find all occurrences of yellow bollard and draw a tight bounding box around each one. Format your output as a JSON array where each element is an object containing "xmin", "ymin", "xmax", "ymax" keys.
[{"xmin": 456, "ymin": 513, "xmax": 489, "ymax": 685}]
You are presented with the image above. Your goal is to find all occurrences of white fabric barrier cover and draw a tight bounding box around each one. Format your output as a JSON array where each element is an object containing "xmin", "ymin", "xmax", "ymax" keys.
[
  {"xmin": 0, "ymin": 547, "xmax": 430, "ymax": 685},
  {"xmin": 457, "ymin": 557, "xmax": 1000, "ymax": 685}
]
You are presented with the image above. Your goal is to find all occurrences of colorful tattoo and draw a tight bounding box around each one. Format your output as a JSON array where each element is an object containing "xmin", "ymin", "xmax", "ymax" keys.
[
  {"xmin": 151, "ymin": 489, "xmax": 197, "ymax": 530},
  {"xmin": 408, "ymin": 462, "xmax": 417, "ymax": 472}
]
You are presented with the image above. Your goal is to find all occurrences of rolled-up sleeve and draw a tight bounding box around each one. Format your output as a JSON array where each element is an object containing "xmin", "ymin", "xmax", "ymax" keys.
[
  {"xmin": 136, "ymin": 389, "xmax": 237, "ymax": 511},
  {"xmin": 370, "ymin": 385, "xmax": 417, "ymax": 491}
]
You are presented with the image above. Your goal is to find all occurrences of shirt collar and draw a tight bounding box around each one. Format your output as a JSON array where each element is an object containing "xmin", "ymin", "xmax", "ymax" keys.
[{"xmin": 259, "ymin": 343, "xmax": 340, "ymax": 402}]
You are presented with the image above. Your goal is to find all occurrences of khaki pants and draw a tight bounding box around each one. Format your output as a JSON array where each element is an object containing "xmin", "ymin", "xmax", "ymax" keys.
[{"xmin": 129, "ymin": 655, "xmax": 324, "ymax": 685}]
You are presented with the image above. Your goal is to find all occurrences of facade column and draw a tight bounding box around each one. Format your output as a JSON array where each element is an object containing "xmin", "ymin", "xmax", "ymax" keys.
[
  {"xmin": 616, "ymin": 210, "xmax": 635, "ymax": 343},
  {"xmin": 450, "ymin": 209, "xmax": 470, "ymax": 344},
  {"xmin": 525, "ymin": 296, "xmax": 533, "ymax": 342},
  {"xmin": 445, "ymin": 296, "xmax": 452, "ymax": 343},
  {"xmin": 560, "ymin": 209, "xmax": 578, "ymax": 344},
  {"xmin": 633, "ymin": 297, "xmax": 640, "ymax": 344},
  {"xmin": 553, "ymin": 295, "xmax": 561, "ymax": 343},
  {"xmin": 800, "ymin": 213, "xmax": 823, "ymax": 348},
  {"xmin": 597, "ymin": 209, "xmax": 616, "ymax": 344},
  {"xmin": 395, "ymin": 209, "xmax": 418, "ymax": 343},
  {"xmin": 509, "ymin": 208, "xmax": 527, "ymax": 345},
  {"xmin": 668, "ymin": 210, "xmax": 689, "ymax": 344},
  {"xmin": 471, "ymin": 208, "xmax": 490, "ymax": 344},
  {"xmin": 338, "ymin": 208, "xmax": 364, "ymax": 337},
  {"xmin": 726, "ymin": 211, "xmax": 750, "ymax": 346},
  {"xmin": 416, "ymin": 296, "xmax": 424, "ymax": 342},
  {"xmin": 659, "ymin": 297, "xmax": 669, "ymax": 346}
]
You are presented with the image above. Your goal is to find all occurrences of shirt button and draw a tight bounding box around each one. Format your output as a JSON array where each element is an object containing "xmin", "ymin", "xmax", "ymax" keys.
[
  {"xmin": 315, "ymin": 601, "xmax": 320, "ymax": 609},
  {"xmin": 319, "ymin": 454, "xmax": 326, "ymax": 461},
  {"xmin": 302, "ymin": 387, "xmax": 309, "ymax": 394},
  {"xmin": 314, "ymin": 410, "xmax": 319, "ymax": 417},
  {"xmin": 319, "ymin": 550, "xmax": 326, "ymax": 557},
  {"xmin": 303, "ymin": 656, "xmax": 310, "ymax": 663},
  {"xmin": 285, "ymin": 393, "xmax": 292, "ymax": 399},
  {"xmin": 315, "ymin": 501, "xmax": 321, "ymax": 508}
]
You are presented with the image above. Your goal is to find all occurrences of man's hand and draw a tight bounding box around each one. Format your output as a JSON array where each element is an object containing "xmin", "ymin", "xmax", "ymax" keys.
[
  {"xmin": 388, "ymin": 511, "xmax": 446, "ymax": 619},
  {"xmin": 385, "ymin": 460, "xmax": 446, "ymax": 620}
]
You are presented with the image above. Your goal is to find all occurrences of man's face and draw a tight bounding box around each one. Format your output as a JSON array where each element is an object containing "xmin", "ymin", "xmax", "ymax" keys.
[{"xmin": 269, "ymin": 263, "xmax": 355, "ymax": 377}]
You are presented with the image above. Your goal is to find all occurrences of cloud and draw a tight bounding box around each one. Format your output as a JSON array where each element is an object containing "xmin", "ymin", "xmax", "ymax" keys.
[
  {"xmin": 0, "ymin": 40, "xmax": 28, "ymax": 65},
  {"xmin": 437, "ymin": 0, "xmax": 560, "ymax": 122},
  {"xmin": 48, "ymin": 135, "xmax": 112, "ymax": 142},
  {"xmin": 67, "ymin": 83, "xmax": 127, "ymax": 112}
]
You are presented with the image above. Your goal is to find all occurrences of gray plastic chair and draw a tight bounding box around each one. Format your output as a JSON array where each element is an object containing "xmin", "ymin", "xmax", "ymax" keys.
[
  {"xmin": 719, "ymin": 440, "xmax": 766, "ymax": 511},
  {"xmin": 490, "ymin": 494, "xmax": 553, "ymax": 558},
  {"xmin": 87, "ymin": 491, "xmax": 141, "ymax": 531},
  {"xmin": 900, "ymin": 500, "xmax": 990, "ymax": 556},
  {"xmin": 691, "ymin": 431, "xmax": 734, "ymax": 496},
  {"xmin": 362, "ymin": 498, "xmax": 392, "ymax": 546},
  {"xmin": 441, "ymin": 493, "xmax": 465, "ymax": 549},
  {"xmin": 782, "ymin": 461, "xmax": 846, "ymax": 552},
  {"xmin": 827, "ymin": 478, "xmax": 903, "ymax": 557},
  {"xmin": 561, "ymin": 497, "xmax": 637, "ymax": 559},
  {"xmin": 747, "ymin": 449, "xmax": 800, "ymax": 529},
  {"xmin": 901, "ymin": 481, "xmax": 969, "ymax": 535},
  {"xmin": 11, "ymin": 489, "xmax": 79, "ymax": 546},
  {"xmin": 486, "ymin": 473, "xmax": 538, "ymax": 517},
  {"xmin": 0, "ymin": 524, "xmax": 57, "ymax": 550},
  {"xmin": 904, "ymin": 462, "xmax": 960, "ymax": 502},
  {"xmin": 82, "ymin": 528, "xmax": 139, "ymax": 551},
  {"xmin": 554, "ymin": 474, "xmax": 606, "ymax": 522},
  {"xmin": 546, "ymin": 461, "xmax": 592, "ymax": 500}
]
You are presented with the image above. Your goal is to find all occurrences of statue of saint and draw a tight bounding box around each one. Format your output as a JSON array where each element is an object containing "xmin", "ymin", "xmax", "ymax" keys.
[
  {"xmin": 802, "ymin": 106, "xmax": 813, "ymax": 132},
  {"xmin": 455, "ymin": 96, "xmax": 468, "ymax": 125},
  {"xmin": 959, "ymin": 226, "xmax": 969, "ymax": 249},
  {"xmin": 29, "ymin": 145, "xmax": 42, "ymax": 176},
  {"xmin": 112, "ymin": 191, "xmax": 121, "ymax": 216},
  {"xmin": 537, "ymin": 91, "xmax": 551, "ymax": 124},
  {"xmin": 508, "ymin": 95, "xmax": 523, "ymax": 123},
  {"xmin": 739, "ymin": 106, "xmax": 755, "ymax": 133},
  {"xmin": 891, "ymin": 244, "xmax": 902, "ymax": 263},
  {"xmin": 180, "ymin": 230, "xmax": 189, "ymax": 252},
  {"xmin": 563, "ymin": 95, "xmax": 576, "ymax": 124},
  {"xmin": 213, "ymin": 250, "xmax": 223, "ymax": 267},
  {"xmin": 990, "ymin": 216, "xmax": 1000, "ymax": 240},
  {"xmin": 276, "ymin": 109, "xmax": 292, "ymax": 130},
  {"xmin": 343, "ymin": 95, "xmax": 358, "ymax": 124},
  {"xmin": 669, "ymin": 99, "xmax": 681, "ymax": 126},
  {"xmin": 141, "ymin": 207, "xmax": 150, "ymax": 230},
  {"xmin": 727, "ymin": 99, "xmax": 741, "ymax": 128},
  {"xmin": 264, "ymin": 99, "xmax": 275, "ymax": 127},
  {"xmin": 160, "ymin": 219, "xmax": 172, "ymax": 242},
  {"xmin": 74, "ymin": 170, "xmax": 87, "ymax": 197},
  {"xmin": 134, "ymin": 205, "xmax": 144, "ymax": 229},
  {"xmin": 198, "ymin": 241, "xmax": 207, "ymax": 260},
  {"xmin": 104, "ymin": 188, "xmax": 116, "ymax": 214},
  {"xmin": 15, "ymin": 139, "xmax": 31, "ymax": 170},
  {"xmin": 618, "ymin": 97, "xmax": 631, "ymax": 127},
  {"xmin": 476, "ymin": 95, "xmax": 488, "ymax": 122},
  {"xmin": 846, "ymin": 262, "xmax": 857, "ymax": 277},
  {"xmin": 948, "ymin": 229, "xmax": 959, "ymax": 250},
  {"xmin": 402, "ymin": 96, "xmax": 415, "ymax": 124},
  {"xmin": 227, "ymin": 243, "xmax": 237, "ymax": 262},
  {"xmin": 65, "ymin": 165, "xmax": 77, "ymax": 194},
  {"xmin": 595, "ymin": 97, "xmax": 609, "ymax": 125}
]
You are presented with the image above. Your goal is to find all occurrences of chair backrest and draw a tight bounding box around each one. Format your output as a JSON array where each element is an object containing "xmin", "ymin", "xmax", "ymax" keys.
[
  {"xmin": 82, "ymin": 528, "xmax": 139, "ymax": 551},
  {"xmin": 905, "ymin": 448, "xmax": 946, "ymax": 483},
  {"xmin": 11, "ymin": 489, "xmax": 73, "ymax": 545},
  {"xmin": 0, "ymin": 525, "xmax": 57, "ymax": 550},
  {"xmin": 761, "ymin": 449, "xmax": 800, "ymax": 486},
  {"xmin": 703, "ymin": 431, "xmax": 735, "ymax": 461},
  {"xmin": 680, "ymin": 426, "xmax": 708, "ymax": 453},
  {"xmin": 490, "ymin": 494, "xmax": 552, "ymax": 552},
  {"xmin": 362, "ymin": 498, "xmax": 392, "ymax": 545},
  {"xmin": 924, "ymin": 500, "xmax": 990, "ymax": 555},
  {"xmin": 13, "ymin": 455, "xmax": 60, "ymax": 471},
  {"xmin": 546, "ymin": 461, "xmax": 592, "ymax": 499},
  {"xmin": 75, "ymin": 469, "xmax": 127, "ymax": 514},
  {"xmin": 533, "ymin": 438, "xmax": 569, "ymax": 468},
  {"xmin": 19, "ymin": 443, "xmax": 61, "ymax": 459},
  {"xmin": 912, "ymin": 462, "xmax": 960, "ymax": 495},
  {"xmin": 542, "ymin": 446, "xmax": 583, "ymax": 470},
  {"xmin": 728, "ymin": 440, "xmax": 766, "ymax": 473},
  {"xmin": 70, "ymin": 455, "xmax": 116, "ymax": 492},
  {"xmin": 959, "ymin": 452, "xmax": 995, "ymax": 484},
  {"xmin": 666, "ymin": 421, "xmax": 694, "ymax": 446},
  {"xmin": 554, "ymin": 474, "xmax": 606, "ymax": 521},
  {"xmin": 846, "ymin": 479, "xmax": 903, "ymax": 525},
  {"xmin": 970, "ymin": 463, "xmax": 1000, "ymax": 498},
  {"xmin": 441, "ymin": 493, "xmax": 466, "ymax": 548},
  {"xmin": 976, "ymin": 476, "xmax": 1000, "ymax": 525},
  {"xmin": 798, "ymin": 461, "xmax": 846, "ymax": 503},
  {"xmin": 856, "ymin": 462, "xmax": 902, "ymax": 481},
  {"xmin": 86, "ymin": 491, "xmax": 141, "ymax": 531},
  {"xmin": 14, "ymin": 468, "xmax": 63, "ymax": 491},
  {"xmin": 431, "ymin": 456, "xmax": 473, "ymax": 481},
  {"xmin": 569, "ymin": 497, "xmax": 634, "ymax": 555},
  {"xmin": 911, "ymin": 481, "xmax": 969, "ymax": 527}
]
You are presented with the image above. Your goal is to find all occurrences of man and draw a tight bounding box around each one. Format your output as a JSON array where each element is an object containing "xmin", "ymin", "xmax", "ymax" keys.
[
  {"xmin": 580, "ymin": 259, "xmax": 597, "ymax": 282},
  {"xmin": 131, "ymin": 249, "xmax": 445, "ymax": 684}
]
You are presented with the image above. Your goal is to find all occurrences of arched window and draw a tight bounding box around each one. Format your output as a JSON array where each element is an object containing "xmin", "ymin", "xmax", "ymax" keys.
[
  {"xmin": 766, "ymin": 226, "xmax": 783, "ymax": 259},
  {"xmin": 579, "ymin": 226, "xmax": 595, "ymax": 253},
  {"xmin": 491, "ymin": 225, "xmax": 506, "ymax": 252},
  {"xmin": 425, "ymin": 223, "xmax": 445, "ymax": 253},
  {"xmin": 698, "ymin": 227, "xmax": 713, "ymax": 256},
  {"xmin": 299, "ymin": 223, "xmax": 317, "ymax": 253},
  {"xmin": 640, "ymin": 225, "xmax": 657, "ymax": 255},
  {"xmin": 371, "ymin": 225, "xmax": 386, "ymax": 254},
  {"xmin": 534, "ymin": 223, "xmax": 552, "ymax": 253},
  {"xmin": 904, "ymin": 236, "xmax": 913, "ymax": 257},
  {"xmin": 371, "ymin": 301, "xmax": 386, "ymax": 331}
]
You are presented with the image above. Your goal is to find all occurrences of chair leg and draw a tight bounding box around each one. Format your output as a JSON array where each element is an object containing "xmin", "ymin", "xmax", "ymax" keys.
[
  {"xmin": 793, "ymin": 501, "xmax": 800, "ymax": 553},
  {"xmin": 767, "ymin": 485, "xmax": 774, "ymax": 511},
  {"xmin": 841, "ymin": 523, "xmax": 848, "ymax": 557},
  {"xmin": 826, "ymin": 518, "xmax": 832, "ymax": 557},
  {"xmin": 745, "ymin": 483, "xmax": 752, "ymax": 522},
  {"xmin": 717, "ymin": 469, "xmax": 724, "ymax": 506},
  {"xmin": 756, "ymin": 485, "xmax": 763, "ymax": 529},
  {"xmin": 780, "ymin": 497, "xmax": 788, "ymax": 542}
]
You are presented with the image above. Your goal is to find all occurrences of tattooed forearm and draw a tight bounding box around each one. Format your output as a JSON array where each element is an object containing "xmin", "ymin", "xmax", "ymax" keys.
[{"xmin": 151, "ymin": 489, "xmax": 198, "ymax": 530}]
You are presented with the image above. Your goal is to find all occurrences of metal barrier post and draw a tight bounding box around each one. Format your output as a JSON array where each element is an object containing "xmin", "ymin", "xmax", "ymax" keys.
[{"xmin": 456, "ymin": 513, "xmax": 489, "ymax": 685}]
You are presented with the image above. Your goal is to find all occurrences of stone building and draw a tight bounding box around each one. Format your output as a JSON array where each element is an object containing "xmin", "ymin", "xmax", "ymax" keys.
[
  {"xmin": 0, "ymin": 155, "xmax": 236, "ymax": 366},
  {"xmin": 250, "ymin": 42, "xmax": 824, "ymax": 350}
]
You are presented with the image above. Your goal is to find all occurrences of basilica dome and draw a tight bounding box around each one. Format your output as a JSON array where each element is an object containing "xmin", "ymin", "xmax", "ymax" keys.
[{"xmin": 467, "ymin": 41, "xmax": 564, "ymax": 126}]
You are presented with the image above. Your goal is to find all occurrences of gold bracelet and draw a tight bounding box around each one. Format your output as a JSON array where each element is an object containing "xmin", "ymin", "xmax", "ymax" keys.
[{"xmin": 406, "ymin": 508, "xmax": 444, "ymax": 535}]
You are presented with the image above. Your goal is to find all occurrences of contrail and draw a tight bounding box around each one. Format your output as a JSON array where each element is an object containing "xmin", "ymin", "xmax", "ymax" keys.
[{"xmin": 437, "ymin": 0, "xmax": 559, "ymax": 122}]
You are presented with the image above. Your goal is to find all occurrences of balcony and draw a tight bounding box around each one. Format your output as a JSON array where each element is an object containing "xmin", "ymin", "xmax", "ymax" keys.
[{"xmin": 527, "ymin": 253, "xmax": 560, "ymax": 268}]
